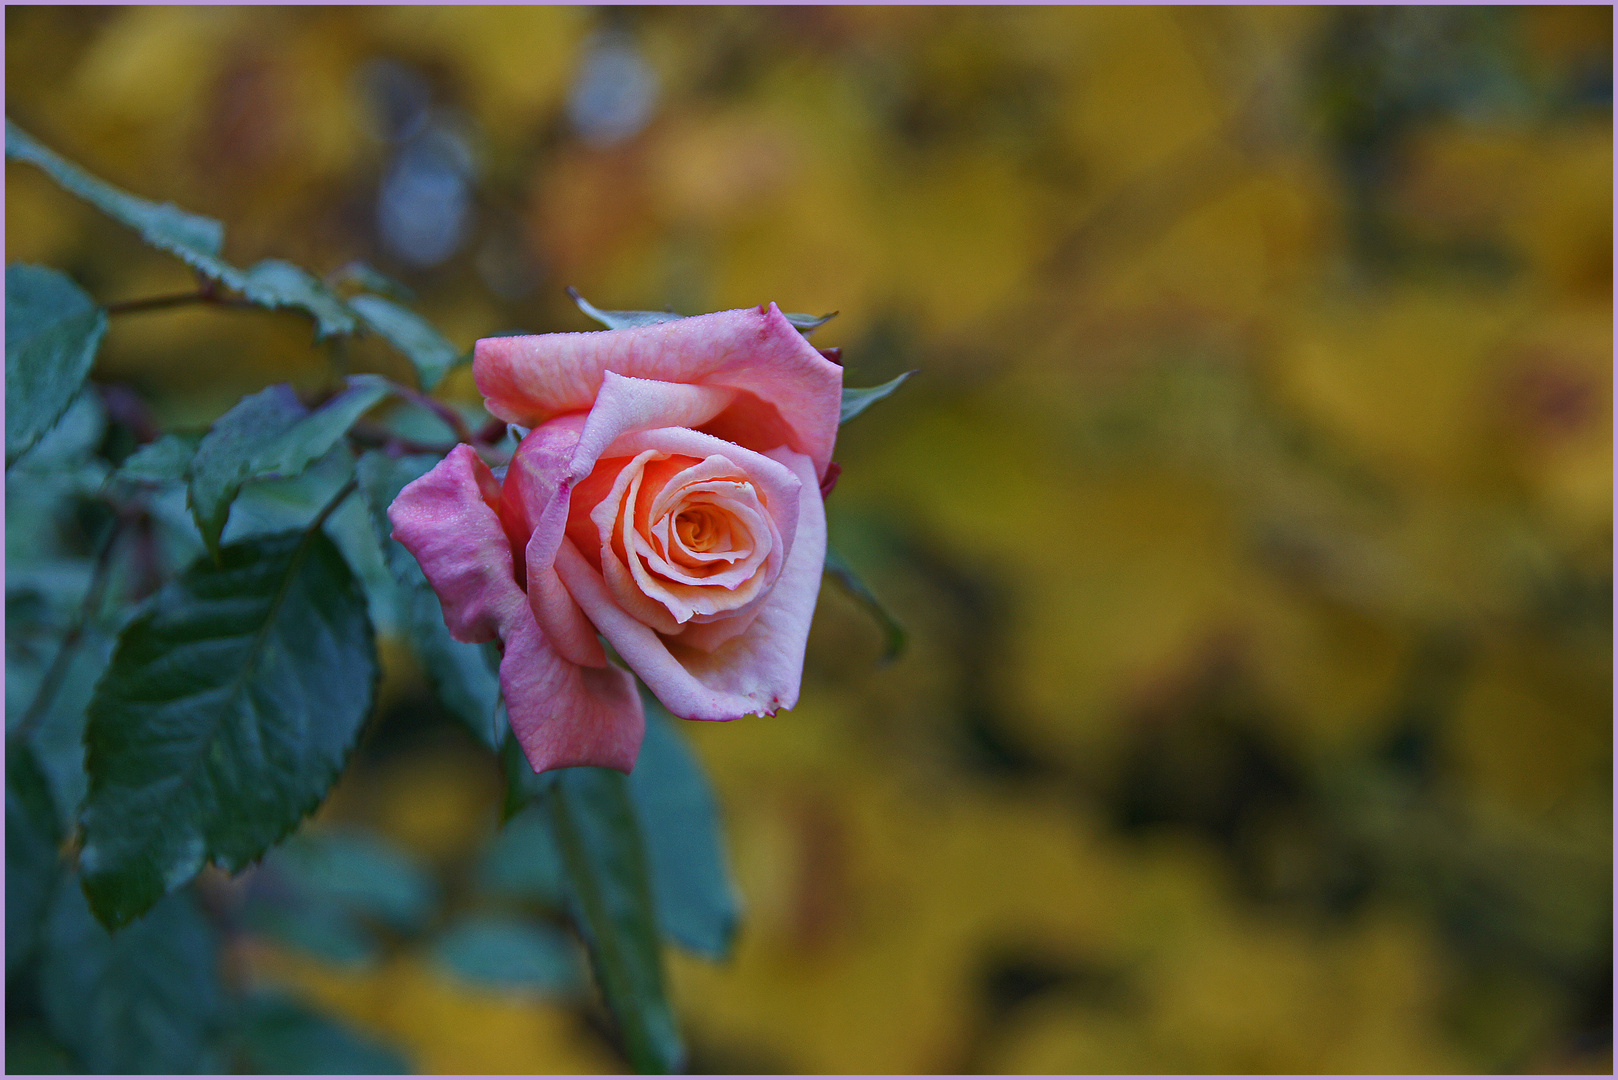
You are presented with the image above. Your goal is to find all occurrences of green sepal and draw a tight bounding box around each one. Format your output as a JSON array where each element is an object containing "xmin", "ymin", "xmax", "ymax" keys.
[
  {"xmin": 784, "ymin": 310, "xmax": 837, "ymax": 335},
  {"xmin": 840, "ymin": 370, "xmax": 914, "ymax": 424},
  {"xmin": 567, "ymin": 286, "xmax": 684, "ymax": 330}
]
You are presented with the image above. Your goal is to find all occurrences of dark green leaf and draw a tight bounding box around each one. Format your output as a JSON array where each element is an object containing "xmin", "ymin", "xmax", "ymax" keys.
[
  {"xmin": 783, "ymin": 310, "xmax": 837, "ymax": 335},
  {"xmin": 477, "ymin": 800, "xmax": 565, "ymax": 906},
  {"xmin": 824, "ymin": 544, "xmax": 907, "ymax": 661},
  {"xmin": 548, "ymin": 767, "xmax": 684, "ymax": 1073},
  {"xmin": 630, "ymin": 696, "xmax": 741, "ymax": 959},
  {"xmin": 6, "ymin": 740, "xmax": 62, "ymax": 976},
  {"xmin": 190, "ymin": 378, "xmax": 390, "ymax": 556},
  {"xmin": 236, "ymin": 992, "xmax": 409, "ymax": 1074},
  {"xmin": 431, "ymin": 914, "xmax": 586, "ymax": 993},
  {"xmin": 6, "ymin": 119, "xmax": 227, "ymax": 268},
  {"xmin": 264, "ymin": 828, "xmax": 436, "ymax": 933},
  {"xmin": 258, "ymin": 376, "xmax": 391, "ymax": 478},
  {"xmin": 5, "ymin": 1023, "xmax": 79, "ymax": 1074},
  {"xmin": 6, "ymin": 123, "xmax": 358, "ymax": 338},
  {"xmin": 326, "ymin": 260, "xmax": 416, "ymax": 303},
  {"xmin": 235, "ymin": 259, "xmax": 357, "ymax": 339},
  {"xmin": 116, "ymin": 431, "xmax": 201, "ymax": 484},
  {"xmin": 40, "ymin": 884, "xmax": 225, "ymax": 1073},
  {"xmin": 5, "ymin": 264, "xmax": 107, "ymax": 464},
  {"xmin": 5, "ymin": 387, "xmax": 107, "ymax": 482},
  {"xmin": 79, "ymin": 528, "xmax": 377, "ymax": 928},
  {"xmin": 242, "ymin": 893, "xmax": 378, "ymax": 966},
  {"xmin": 840, "ymin": 370, "xmax": 914, "ymax": 424},
  {"xmin": 188, "ymin": 386, "xmax": 309, "ymax": 556},
  {"xmin": 350, "ymin": 294, "xmax": 462, "ymax": 391},
  {"xmin": 567, "ymin": 286, "xmax": 683, "ymax": 330},
  {"xmin": 357, "ymin": 451, "xmax": 505, "ymax": 748}
]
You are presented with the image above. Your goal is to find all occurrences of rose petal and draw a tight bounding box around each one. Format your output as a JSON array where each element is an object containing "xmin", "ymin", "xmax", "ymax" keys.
[
  {"xmin": 571, "ymin": 372, "xmax": 736, "ymax": 474},
  {"xmin": 500, "ymin": 612, "xmax": 643, "ymax": 774},
  {"xmin": 390, "ymin": 445, "xmax": 643, "ymax": 774},
  {"xmin": 554, "ymin": 447, "xmax": 826, "ymax": 721},
  {"xmin": 600, "ymin": 426, "xmax": 802, "ymax": 556},
  {"xmin": 474, "ymin": 303, "xmax": 843, "ymax": 478},
  {"xmin": 389, "ymin": 444, "xmax": 521, "ymax": 644}
]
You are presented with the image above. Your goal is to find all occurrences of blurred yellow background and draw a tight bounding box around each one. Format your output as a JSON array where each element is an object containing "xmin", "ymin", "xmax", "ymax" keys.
[{"xmin": 7, "ymin": 5, "xmax": 1611, "ymax": 1073}]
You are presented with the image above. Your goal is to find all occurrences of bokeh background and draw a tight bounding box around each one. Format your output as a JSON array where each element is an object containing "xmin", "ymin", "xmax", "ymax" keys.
[{"xmin": 6, "ymin": 5, "xmax": 1612, "ymax": 1073}]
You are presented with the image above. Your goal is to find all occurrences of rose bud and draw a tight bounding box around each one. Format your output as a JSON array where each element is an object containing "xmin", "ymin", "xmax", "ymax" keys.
[{"xmin": 389, "ymin": 303, "xmax": 842, "ymax": 774}]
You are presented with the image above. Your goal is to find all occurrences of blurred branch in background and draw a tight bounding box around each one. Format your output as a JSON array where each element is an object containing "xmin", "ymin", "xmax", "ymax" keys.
[{"xmin": 6, "ymin": 4, "xmax": 1611, "ymax": 1075}]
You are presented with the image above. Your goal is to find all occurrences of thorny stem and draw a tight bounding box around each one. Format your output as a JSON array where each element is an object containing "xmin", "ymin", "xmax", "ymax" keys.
[{"xmin": 13, "ymin": 515, "xmax": 125, "ymax": 742}]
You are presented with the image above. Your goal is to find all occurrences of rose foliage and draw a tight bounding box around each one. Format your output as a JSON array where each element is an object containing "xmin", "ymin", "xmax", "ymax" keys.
[{"xmin": 4, "ymin": 123, "xmax": 907, "ymax": 1073}]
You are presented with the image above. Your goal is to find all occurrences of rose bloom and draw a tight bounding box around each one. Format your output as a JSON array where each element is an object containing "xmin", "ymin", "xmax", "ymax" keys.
[{"xmin": 388, "ymin": 304, "xmax": 842, "ymax": 774}]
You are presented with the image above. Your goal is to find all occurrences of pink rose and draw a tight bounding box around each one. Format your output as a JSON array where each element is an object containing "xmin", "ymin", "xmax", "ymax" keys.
[{"xmin": 388, "ymin": 303, "xmax": 842, "ymax": 774}]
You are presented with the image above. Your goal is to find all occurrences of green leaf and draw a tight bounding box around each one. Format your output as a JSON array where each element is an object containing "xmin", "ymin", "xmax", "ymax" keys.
[
  {"xmin": 7, "ymin": 119, "xmax": 227, "ymax": 268},
  {"xmin": 6, "ymin": 123, "xmax": 357, "ymax": 339},
  {"xmin": 431, "ymin": 914, "xmax": 586, "ymax": 993},
  {"xmin": 357, "ymin": 451, "xmax": 506, "ymax": 748},
  {"xmin": 783, "ymin": 310, "xmax": 837, "ymax": 335},
  {"xmin": 840, "ymin": 370, "xmax": 914, "ymax": 424},
  {"xmin": 5, "ymin": 1023, "xmax": 79, "ymax": 1074},
  {"xmin": 242, "ymin": 826, "xmax": 433, "ymax": 967},
  {"xmin": 188, "ymin": 386, "xmax": 310, "ymax": 556},
  {"xmin": 477, "ymin": 801, "xmax": 565, "ymax": 906},
  {"xmin": 264, "ymin": 828, "xmax": 436, "ymax": 933},
  {"xmin": 79, "ymin": 528, "xmax": 377, "ymax": 928},
  {"xmin": 5, "ymin": 264, "xmax": 107, "ymax": 465},
  {"xmin": 6, "ymin": 739, "xmax": 62, "ymax": 976},
  {"xmin": 235, "ymin": 259, "xmax": 357, "ymax": 339},
  {"xmin": 630, "ymin": 696, "xmax": 742, "ymax": 959},
  {"xmin": 189, "ymin": 377, "xmax": 390, "ymax": 557},
  {"xmin": 236, "ymin": 992, "xmax": 409, "ymax": 1074},
  {"xmin": 40, "ymin": 883, "xmax": 225, "ymax": 1073},
  {"xmin": 116, "ymin": 431, "xmax": 201, "ymax": 484},
  {"xmin": 257, "ymin": 377, "xmax": 392, "ymax": 478},
  {"xmin": 326, "ymin": 260, "xmax": 416, "ymax": 303},
  {"xmin": 567, "ymin": 286, "xmax": 684, "ymax": 330},
  {"xmin": 241, "ymin": 894, "xmax": 378, "ymax": 966},
  {"xmin": 824, "ymin": 544, "xmax": 907, "ymax": 661},
  {"xmin": 5, "ymin": 386, "xmax": 107, "ymax": 483},
  {"xmin": 350, "ymin": 294, "xmax": 462, "ymax": 391},
  {"xmin": 548, "ymin": 768, "xmax": 684, "ymax": 1073}
]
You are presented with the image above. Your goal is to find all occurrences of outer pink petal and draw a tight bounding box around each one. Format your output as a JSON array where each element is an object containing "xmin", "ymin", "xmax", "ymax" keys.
[
  {"xmin": 500, "ymin": 612, "xmax": 643, "ymax": 774},
  {"xmin": 553, "ymin": 447, "xmax": 826, "ymax": 721},
  {"xmin": 389, "ymin": 444, "xmax": 644, "ymax": 774},
  {"xmin": 388, "ymin": 444, "xmax": 520, "ymax": 644},
  {"xmin": 474, "ymin": 303, "xmax": 843, "ymax": 478}
]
